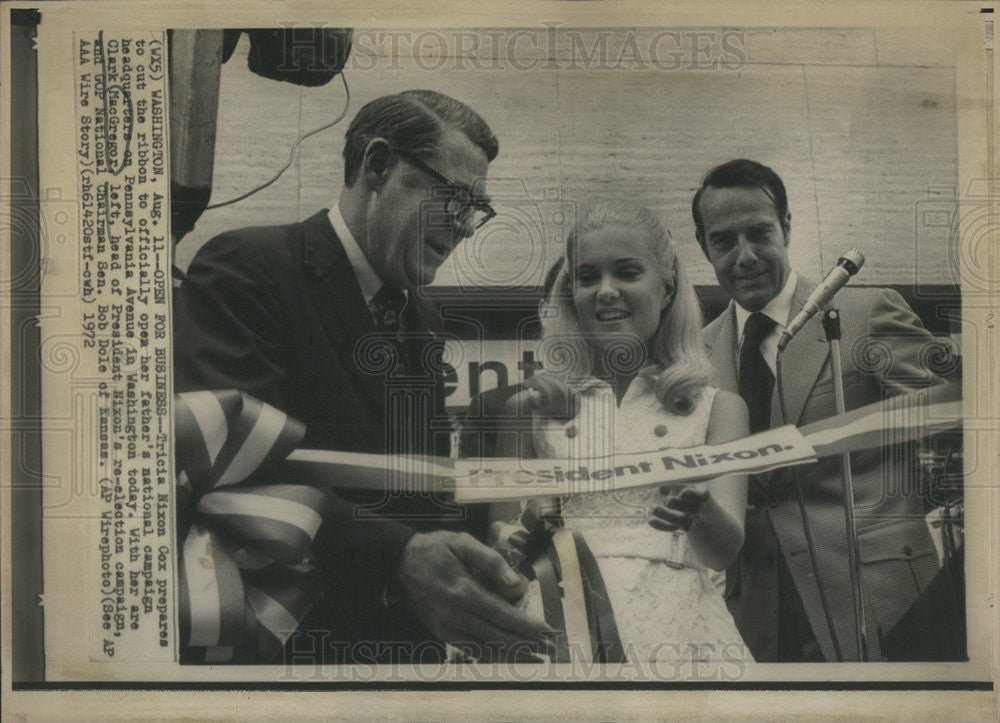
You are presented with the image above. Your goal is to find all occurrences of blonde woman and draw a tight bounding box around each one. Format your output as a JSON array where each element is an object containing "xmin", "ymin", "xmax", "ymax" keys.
[{"xmin": 495, "ymin": 200, "xmax": 752, "ymax": 663}]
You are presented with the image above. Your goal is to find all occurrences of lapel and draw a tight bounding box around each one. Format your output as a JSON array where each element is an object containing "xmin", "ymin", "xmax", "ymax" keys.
[
  {"xmin": 403, "ymin": 289, "xmax": 445, "ymax": 337},
  {"xmin": 704, "ymin": 303, "xmax": 740, "ymax": 395},
  {"xmin": 705, "ymin": 302, "xmax": 775, "ymax": 492},
  {"xmin": 772, "ymin": 277, "xmax": 830, "ymax": 427},
  {"xmin": 299, "ymin": 210, "xmax": 387, "ymax": 406},
  {"xmin": 299, "ymin": 209, "xmax": 446, "ymax": 385}
]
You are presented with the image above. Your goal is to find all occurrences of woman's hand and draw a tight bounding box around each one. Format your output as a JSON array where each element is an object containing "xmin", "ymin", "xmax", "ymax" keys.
[
  {"xmin": 649, "ymin": 482, "xmax": 710, "ymax": 532},
  {"xmin": 647, "ymin": 390, "xmax": 749, "ymax": 571},
  {"xmin": 648, "ymin": 477, "xmax": 743, "ymax": 570}
]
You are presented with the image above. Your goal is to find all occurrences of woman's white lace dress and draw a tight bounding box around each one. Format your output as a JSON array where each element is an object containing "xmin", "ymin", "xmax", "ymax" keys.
[{"xmin": 528, "ymin": 376, "xmax": 752, "ymax": 663}]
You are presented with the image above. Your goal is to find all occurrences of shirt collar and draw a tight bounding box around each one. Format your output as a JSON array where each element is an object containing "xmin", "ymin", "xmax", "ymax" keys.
[
  {"xmin": 734, "ymin": 270, "xmax": 798, "ymax": 342},
  {"xmin": 328, "ymin": 203, "xmax": 385, "ymax": 307}
]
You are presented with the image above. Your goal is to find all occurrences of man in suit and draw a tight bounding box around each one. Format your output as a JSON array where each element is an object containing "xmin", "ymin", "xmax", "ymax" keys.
[
  {"xmin": 693, "ymin": 158, "xmax": 942, "ymax": 662},
  {"xmin": 174, "ymin": 90, "xmax": 551, "ymax": 663}
]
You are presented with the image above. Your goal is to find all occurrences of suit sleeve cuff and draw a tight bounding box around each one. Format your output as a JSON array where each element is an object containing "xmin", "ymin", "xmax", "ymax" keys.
[{"xmin": 378, "ymin": 520, "xmax": 417, "ymax": 607}]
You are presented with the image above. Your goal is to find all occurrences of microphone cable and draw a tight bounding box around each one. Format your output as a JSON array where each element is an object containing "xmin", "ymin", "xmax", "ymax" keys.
[
  {"xmin": 775, "ymin": 350, "xmax": 845, "ymax": 662},
  {"xmin": 206, "ymin": 71, "xmax": 351, "ymax": 210}
]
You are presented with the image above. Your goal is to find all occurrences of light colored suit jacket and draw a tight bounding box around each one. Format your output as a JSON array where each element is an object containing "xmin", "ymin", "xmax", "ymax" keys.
[{"xmin": 703, "ymin": 276, "xmax": 942, "ymax": 661}]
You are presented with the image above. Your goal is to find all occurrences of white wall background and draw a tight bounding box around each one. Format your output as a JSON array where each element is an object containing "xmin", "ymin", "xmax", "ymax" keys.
[{"xmin": 174, "ymin": 26, "xmax": 959, "ymax": 290}]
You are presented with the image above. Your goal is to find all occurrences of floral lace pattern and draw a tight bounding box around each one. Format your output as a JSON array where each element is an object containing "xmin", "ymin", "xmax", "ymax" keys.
[{"xmin": 529, "ymin": 377, "xmax": 752, "ymax": 663}]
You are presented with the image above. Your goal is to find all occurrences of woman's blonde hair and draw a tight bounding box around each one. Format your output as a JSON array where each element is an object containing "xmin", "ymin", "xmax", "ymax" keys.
[{"xmin": 531, "ymin": 199, "xmax": 710, "ymax": 417}]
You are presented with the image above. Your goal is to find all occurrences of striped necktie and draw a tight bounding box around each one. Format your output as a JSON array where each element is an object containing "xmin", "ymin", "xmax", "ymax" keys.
[{"xmin": 370, "ymin": 285, "xmax": 406, "ymax": 333}]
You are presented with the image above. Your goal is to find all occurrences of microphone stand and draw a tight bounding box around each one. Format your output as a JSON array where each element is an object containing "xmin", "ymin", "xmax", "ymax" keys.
[
  {"xmin": 775, "ymin": 249, "xmax": 866, "ymax": 661},
  {"xmin": 775, "ymin": 347, "xmax": 844, "ymax": 663},
  {"xmin": 821, "ymin": 307, "xmax": 869, "ymax": 661}
]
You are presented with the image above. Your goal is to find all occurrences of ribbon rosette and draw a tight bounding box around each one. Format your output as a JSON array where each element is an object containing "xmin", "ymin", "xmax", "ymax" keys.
[{"xmin": 175, "ymin": 390, "xmax": 331, "ymax": 663}]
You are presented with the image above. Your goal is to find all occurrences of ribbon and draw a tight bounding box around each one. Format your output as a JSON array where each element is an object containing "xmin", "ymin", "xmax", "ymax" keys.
[
  {"xmin": 171, "ymin": 382, "xmax": 962, "ymax": 661},
  {"xmin": 800, "ymin": 381, "xmax": 962, "ymax": 457},
  {"xmin": 278, "ymin": 382, "xmax": 962, "ymax": 504},
  {"xmin": 175, "ymin": 390, "xmax": 332, "ymax": 663},
  {"xmin": 501, "ymin": 500, "xmax": 626, "ymax": 663}
]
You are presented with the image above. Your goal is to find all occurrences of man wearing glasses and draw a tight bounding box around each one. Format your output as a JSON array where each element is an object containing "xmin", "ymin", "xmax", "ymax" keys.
[{"xmin": 174, "ymin": 90, "xmax": 549, "ymax": 664}]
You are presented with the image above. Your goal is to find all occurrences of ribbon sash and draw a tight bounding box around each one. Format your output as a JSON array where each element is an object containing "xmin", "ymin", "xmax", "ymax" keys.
[
  {"xmin": 174, "ymin": 382, "xmax": 961, "ymax": 659},
  {"xmin": 281, "ymin": 382, "xmax": 962, "ymax": 503},
  {"xmin": 528, "ymin": 530, "xmax": 626, "ymax": 664}
]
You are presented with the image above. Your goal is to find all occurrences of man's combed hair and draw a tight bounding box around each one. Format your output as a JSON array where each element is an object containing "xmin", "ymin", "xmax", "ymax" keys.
[
  {"xmin": 532, "ymin": 199, "xmax": 710, "ymax": 418},
  {"xmin": 342, "ymin": 90, "xmax": 499, "ymax": 186},
  {"xmin": 691, "ymin": 158, "xmax": 790, "ymax": 255}
]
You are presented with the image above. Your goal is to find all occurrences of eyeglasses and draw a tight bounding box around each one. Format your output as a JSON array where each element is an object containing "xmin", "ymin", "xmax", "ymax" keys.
[{"xmin": 395, "ymin": 150, "xmax": 496, "ymax": 230}]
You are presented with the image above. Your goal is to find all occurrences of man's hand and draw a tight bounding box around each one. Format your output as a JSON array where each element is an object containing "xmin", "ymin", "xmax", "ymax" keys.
[
  {"xmin": 649, "ymin": 482, "xmax": 710, "ymax": 532},
  {"xmin": 397, "ymin": 531, "xmax": 554, "ymax": 662}
]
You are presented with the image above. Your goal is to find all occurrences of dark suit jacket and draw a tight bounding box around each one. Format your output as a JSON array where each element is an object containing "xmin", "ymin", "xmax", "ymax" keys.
[
  {"xmin": 174, "ymin": 209, "xmax": 483, "ymax": 658},
  {"xmin": 703, "ymin": 277, "xmax": 943, "ymax": 661}
]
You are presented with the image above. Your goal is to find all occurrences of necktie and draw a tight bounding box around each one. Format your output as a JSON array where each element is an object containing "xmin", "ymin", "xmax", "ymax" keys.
[
  {"xmin": 739, "ymin": 312, "xmax": 777, "ymax": 434},
  {"xmin": 370, "ymin": 285, "xmax": 406, "ymax": 333}
]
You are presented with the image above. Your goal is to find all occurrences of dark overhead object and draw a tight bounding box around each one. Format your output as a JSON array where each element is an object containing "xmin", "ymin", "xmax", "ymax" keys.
[
  {"xmin": 169, "ymin": 30, "xmax": 225, "ymax": 243},
  {"xmin": 223, "ymin": 28, "xmax": 353, "ymax": 87},
  {"xmin": 168, "ymin": 27, "xmax": 353, "ymax": 244}
]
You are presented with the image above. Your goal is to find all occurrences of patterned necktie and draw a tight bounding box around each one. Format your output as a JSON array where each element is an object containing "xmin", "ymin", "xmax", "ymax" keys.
[
  {"xmin": 370, "ymin": 285, "xmax": 406, "ymax": 333},
  {"xmin": 739, "ymin": 312, "xmax": 777, "ymax": 434}
]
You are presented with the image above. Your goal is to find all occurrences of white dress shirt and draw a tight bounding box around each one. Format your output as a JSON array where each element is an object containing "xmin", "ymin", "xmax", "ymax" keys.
[
  {"xmin": 328, "ymin": 203, "xmax": 407, "ymax": 320},
  {"xmin": 734, "ymin": 271, "xmax": 798, "ymax": 376}
]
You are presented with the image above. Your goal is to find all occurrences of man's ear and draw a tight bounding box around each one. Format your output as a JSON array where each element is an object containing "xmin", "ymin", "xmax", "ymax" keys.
[
  {"xmin": 695, "ymin": 232, "xmax": 711, "ymax": 260},
  {"xmin": 782, "ymin": 212, "xmax": 792, "ymax": 246},
  {"xmin": 362, "ymin": 139, "xmax": 394, "ymax": 189}
]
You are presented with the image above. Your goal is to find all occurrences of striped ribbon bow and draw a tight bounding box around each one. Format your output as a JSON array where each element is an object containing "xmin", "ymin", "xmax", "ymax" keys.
[{"xmin": 175, "ymin": 390, "xmax": 332, "ymax": 663}]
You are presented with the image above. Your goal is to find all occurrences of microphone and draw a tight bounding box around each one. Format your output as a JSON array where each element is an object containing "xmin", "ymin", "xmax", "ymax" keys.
[{"xmin": 777, "ymin": 249, "xmax": 865, "ymax": 352}]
